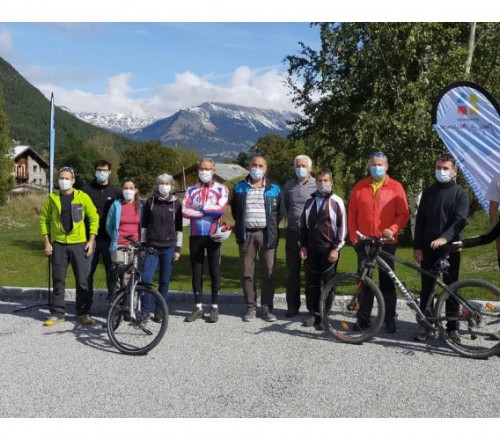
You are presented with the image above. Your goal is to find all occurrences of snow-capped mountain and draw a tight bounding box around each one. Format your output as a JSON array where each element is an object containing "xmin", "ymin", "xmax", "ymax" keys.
[
  {"xmin": 130, "ymin": 102, "xmax": 300, "ymax": 158},
  {"xmin": 74, "ymin": 112, "xmax": 162, "ymax": 135}
]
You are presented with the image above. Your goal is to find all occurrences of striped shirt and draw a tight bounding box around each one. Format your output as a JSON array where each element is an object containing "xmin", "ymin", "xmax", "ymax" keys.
[{"xmin": 244, "ymin": 183, "xmax": 267, "ymax": 229}]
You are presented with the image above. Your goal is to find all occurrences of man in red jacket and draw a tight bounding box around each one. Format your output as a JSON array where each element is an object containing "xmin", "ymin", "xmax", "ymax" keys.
[{"xmin": 348, "ymin": 152, "xmax": 410, "ymax": 333}]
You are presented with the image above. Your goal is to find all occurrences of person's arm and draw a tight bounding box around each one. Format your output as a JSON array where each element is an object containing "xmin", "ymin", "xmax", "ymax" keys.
[
  {"xmin": 347, "ymin": 187, "xmax": 359, "ymax": 245},
  {"xmin": 173, "ymin": 201, "xmax": 183, "ymax": 261},
  {"xmin": 462, "ymin": 217, "xmax": 500, "ymax": 248},
  {"xmin": 40, "ymin": 196, "xmax": 53, "ymax": 256},
  {"xmin": 489, "ymin": 201, "xmax": 499, "ymax": 224},
  {"xmin": 202, "ymin": 185, "xmax": 229, "ymax": 217},
  {"xmin": 106, "ymin": 202, "xmax": 116, "ymax": 238},
  {"xmin": 182, "ymin": 187, "xmax": 203, "ymax": 218},
  {"xmin": 388, "ymin": 184, "xmax": 410, "ymax": 237},
  {"xmin": 299, "ymin": 204, "xmax": 308, "ymax": 260},
  {"xmin": 439, "ymin": 189, "xmax": 469, "ymax": 242},
  {"xmin": 413, "ymin": 190, "xmax": 427, "ymax": 263}
]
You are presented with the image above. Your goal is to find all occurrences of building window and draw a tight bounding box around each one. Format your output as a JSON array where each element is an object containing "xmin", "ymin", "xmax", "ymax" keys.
[{"xmin": 34, "ymin": 165, "xmax": 38, "ymax": 172}]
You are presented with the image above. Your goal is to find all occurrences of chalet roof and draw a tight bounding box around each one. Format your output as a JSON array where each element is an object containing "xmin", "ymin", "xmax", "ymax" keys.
[{"xmin": 10, "ymin": 145, "xmax": 49, "ymax": 168}]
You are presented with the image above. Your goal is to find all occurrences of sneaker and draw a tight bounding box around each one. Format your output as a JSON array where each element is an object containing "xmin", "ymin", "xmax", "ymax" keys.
[
  {"xmin": 151, "ymin": 311, "xmax": 163, "ymax": 323},
  {"xmin": 43, "ymin": 315, "xmax": 65, "ymax": 326},
  {"xmin": 243, "ymin": 308, "xmax": 256, "ymax": 322},
  {"xmin": 491, "ymin": 331, "xmax": 500, "ymax": 341},
  {"xmin": 303, "ymin": 314, "xmax": 316, "ymax": 327},
  {"xmin": 208, "ymin": 307, "xmax": 219, "ymax": 323},
  {"xmin": 285, "ymin": 309, "xmax": 299, "ymax": 317},
  {"xmin": 186, "ymin": 307, "xmax": 204, "ymax": 322},
  {"xmin": 385, "ymin": 318, "xmax": 397, "ymax": 334},
  {"xmin": 414, "ymin": 327, "xmax": 434, "ymax": 342},
  {"xmin": 447, "ymin": 330, "xmax": 461, "ymax": 344},
  {"xmin": 262, "ymin": 307, "xmax": 277, "ymax": 322},
  {"xmin": 79, "ymin": 314, "xmax": 94, "ymax": 325},
  {"xmin": 352, "ymin": 320, "xmax": 371, "ymax": 332},
  {"xmin": 315, "ymin": 321, "xmax": 326, "ymax": 331}
]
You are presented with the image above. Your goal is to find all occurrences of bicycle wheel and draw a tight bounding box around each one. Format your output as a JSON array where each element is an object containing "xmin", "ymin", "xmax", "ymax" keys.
[
  {"xmin": 435, "ymin": 279, "xmax": 500, "ymax": 359},
  {"xmin": 107, "ymin": 286, "xmax": 168, "ymax": 355},
  {"xmin": 320, "ymin": 272, "xmax": 385, "ymax": 344}
]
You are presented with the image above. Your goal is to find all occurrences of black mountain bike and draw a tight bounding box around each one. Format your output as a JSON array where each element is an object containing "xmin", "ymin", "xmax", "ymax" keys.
[
  {"xmin": 107, "ymin": 236, "xmax": 168, "ymax": 355},
  {"xmin": 319, "ymin": 232, "xmax": 500, "ymax": 359}
]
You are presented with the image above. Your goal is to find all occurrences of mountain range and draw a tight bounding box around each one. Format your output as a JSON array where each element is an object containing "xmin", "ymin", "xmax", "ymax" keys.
[{"xmin": 75, "ymin": 102, "xmax": 299, "ymax": 159}]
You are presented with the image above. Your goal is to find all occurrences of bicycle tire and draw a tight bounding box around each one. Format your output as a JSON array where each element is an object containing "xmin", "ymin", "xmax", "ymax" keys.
[
  {"xmin": 107, "ymin": 286, "xmax": 168, "ymax": 356},
  {"xmin": 435, "ymin": 279, "xmax": 500, "ymax": 359},
  {"xmin": 320, "ymin": 272, "xmax": 385, "ymax": 344}
]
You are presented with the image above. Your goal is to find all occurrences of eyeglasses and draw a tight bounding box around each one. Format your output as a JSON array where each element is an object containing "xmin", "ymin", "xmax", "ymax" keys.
[
  {"xmin": 369, "ymin": 152, "xmax": 387, "ymax": 159},
  {"xmin": 59, "ymin": 166, "xmax": 75, "ymax": 175}
]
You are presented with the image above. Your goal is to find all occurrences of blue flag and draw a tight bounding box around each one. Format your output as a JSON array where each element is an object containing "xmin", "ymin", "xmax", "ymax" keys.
[{"xmin": 432, "ymin": 81, "xmax": 500, "ymax": 212}]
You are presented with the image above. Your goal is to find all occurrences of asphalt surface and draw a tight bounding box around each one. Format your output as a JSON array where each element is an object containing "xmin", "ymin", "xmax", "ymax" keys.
[{"xmin": 0, "ymin": 293, "xmax": 499, "ymax": 418}]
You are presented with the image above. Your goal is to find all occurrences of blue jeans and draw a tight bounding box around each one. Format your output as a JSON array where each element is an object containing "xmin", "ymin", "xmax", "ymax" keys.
[{"xmin": 141, "ymin": 246, "xmax": 175, "ymax": 314}]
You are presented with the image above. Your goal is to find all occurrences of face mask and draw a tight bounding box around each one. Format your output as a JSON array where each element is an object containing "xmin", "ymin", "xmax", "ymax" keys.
[
  {"xmin": 316, "ymin": 183, "xmax": 332, "ymax": 195},
  {"xmin": 435, "ymin": 169, "xmax": 452, "ymax": 183},
  {"xmin": 158, "ymin": 184, "xmax": 171, "ymax": 196},
  {"xmin": 122, "ymin": 189, "xmax": 136, "ymax": 201},
  {"xmin": 198, "ymin": 170, "xmax": 213, "ymax": 183},
  {"xmin": 59, "ymin": 179, "xmax": 72, "ymax": 191},
  {"xmin": 95, "ymin": 171, "xmax": 110, "ymax": 183},
  {"xmin": 370, "ymin": 165, "xmax": 386, "ymax": 179},
  {"xmin": 250, "ymin": 167, "xmax": 264, "ymax": 180},
  {"xmin": 295, "ymin": 167, "xmax": 308, "ymax": 179}
]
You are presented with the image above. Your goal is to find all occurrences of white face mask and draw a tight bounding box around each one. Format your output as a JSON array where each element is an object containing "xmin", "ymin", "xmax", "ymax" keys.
[
  {"xmin": 122, "ymin": 189, "xmax": 136, "ymax": 201},
  {"xmin": 158, "ymin": 184, "xmax": 172, "ymax": 196},
  {"xmin": 59, "ymin": 179, "xmax": 73, "ymax": 191},
  {"xmin": 198, "ymin": 170, "xmax": 213, "ymax": 183}
]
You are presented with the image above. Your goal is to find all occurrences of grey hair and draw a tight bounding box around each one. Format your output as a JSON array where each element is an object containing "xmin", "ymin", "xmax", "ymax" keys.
[
  {"xmin": 294, "ymin": 155, "xmax": 312, "ymax": 168},
  {"xmin": 367, "ymin": 156, "xmax": 389, "ymax": 167},
  {"xmin": 156, "ymin": 173, "xmax": 174, "ymax": 188},
  {"xmin": 199, "ymin": 157, "xmax": 215, "ymax": 168}
]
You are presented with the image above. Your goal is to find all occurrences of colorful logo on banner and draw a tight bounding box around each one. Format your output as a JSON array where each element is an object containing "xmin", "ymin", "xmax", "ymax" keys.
[{"xmin": 432, "ymin": 82, "xmax": 500, "ymax": 212}]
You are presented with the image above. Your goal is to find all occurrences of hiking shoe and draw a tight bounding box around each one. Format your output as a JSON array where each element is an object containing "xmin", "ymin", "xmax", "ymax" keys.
[
  {"xmin": 186, "ymin": 307, "xmax": 204, "ymax": 322},
  {"xmin": 79, "ymin": 314, "xmax": 94, "ymax": 325},
  {"xmin": 208, "ymin": 307, "xmax": 219, "ymax": 323},
  {"xmin": 243, "ymin": 308, "xmax": 256, "ymax": 322},
  {"xmin": 315, "ymin": 321, "xmax": 326, "ymax": 331},
  {"xmin": 262, "ymin": 307, "xmax": 277, "ymax": 322},
  {"xmin": 447, "ymin": 330, "xmax": 461, "ymax": 344},
  {"xmin": 385, "ymin": 319, "xmax": 397, "ymax": 334},
  {"xmin": 285, "ymin": 309, "xmax": 299, "ymax": 318},
  {"xmin": 414, "ymin": 327, "xmax": 434, "ymax": 342},
  {"xmin": 491, "ymin": 331, "xmax": 500, "ymax": 341},
  {"xmin": 43, "ymin": 315, "xmax": 65, "ymax": 326}
]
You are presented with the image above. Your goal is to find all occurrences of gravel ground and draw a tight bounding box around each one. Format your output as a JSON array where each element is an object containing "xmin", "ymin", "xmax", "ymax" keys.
[{"xmin": 0, "ymin": 294, "xmax": 499, "ymax": 418}]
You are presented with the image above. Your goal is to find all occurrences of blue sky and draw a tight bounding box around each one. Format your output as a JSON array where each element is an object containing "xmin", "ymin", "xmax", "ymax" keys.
[{"xmin": 0, "ymin": 22, "xmax": 320, "ymax": 116}]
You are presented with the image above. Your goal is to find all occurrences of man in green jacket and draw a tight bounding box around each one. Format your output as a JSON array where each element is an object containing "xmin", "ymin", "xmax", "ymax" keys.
[{"xmin": 40, "ymin": 166, "xmax": 99, "ymax": 326}]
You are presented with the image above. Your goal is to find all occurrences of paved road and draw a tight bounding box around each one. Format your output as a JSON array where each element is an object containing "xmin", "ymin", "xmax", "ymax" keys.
[{"xmin": 0, "ymin": 294, "xmax": 498, "ymax": 418}]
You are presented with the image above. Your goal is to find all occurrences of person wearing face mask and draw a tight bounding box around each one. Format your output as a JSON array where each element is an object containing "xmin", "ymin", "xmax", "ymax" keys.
[
  {"xmin": 40, "ymin": 166, "xmax": 99, "ymax": 326},
  {"xmin": 182, "ymin": 159, "xmax": 229, "ymax": 323},
  {"xmin": 413, "ymin": 154, "xmax": 469, "ymax": 342},
  {"xmin": 231, "ymin": 155, "xmax": 285, "ymax": 322},
  {"xmin": 348, "ymin": 152, "xmax": 410, "ymax": 333},
  {"xmin": 106, "ymin": 178, "xmax": 142, "ymax": 272},
  {"xmin": 140, "ymin": 174, "xmax": 183, "ymax": 321},
  {"xmin": 282, "ymin": 155, "xmax": 317, "ymax": 317},
  {"xmin": 299, "ymin": 170, "xmax": 346, "ymax": 329},
  {"xmin": 82, "ymin": 159, "xmax": 121, "ymax": 303}
]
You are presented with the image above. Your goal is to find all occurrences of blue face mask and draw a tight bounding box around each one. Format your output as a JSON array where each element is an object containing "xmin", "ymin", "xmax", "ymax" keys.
[
  {"xmin": 370, "ymin": 165, "xmax": 386, "ymax": 179},
  {"xmin": 295, "ymin": 167, "xmax": 308, "ymax": 179},
  {"xmin": 250, "ymin": 167, "xmax": 264, "ymax": 180},
  {"xmin": 95, "ymin": 171, "xmax": 110, "ymax": 183},
  {"xmin": 435, "ymin": 169, "xmax": 452, "ymax": 183}
]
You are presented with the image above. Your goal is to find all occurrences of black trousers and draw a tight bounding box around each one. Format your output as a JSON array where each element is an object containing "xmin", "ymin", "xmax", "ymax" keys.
[
  {"xmin": 419, "ymin": 248, "xmax": 460, "ymax": 331},
  {"xmin": 357, "ymin": 244, "xmax": 397, "ymax": 324},
  {"xmin": 305, "ymin": 248, "xmax": 338, "ymax": 315},
  {"xmin": 285, "ymin": 229, "xmax": 304, "ymax": 313},
  {"xmin": 51, "ymin": 241, "xmax": 91, "ymax": 316},
  {"xmin": 87, "ymin": 237, "xmax": 113, "ymax": 296},
  {"xmin": 189, "ymin": 235, "xmax": 221, "ymax": 305}
]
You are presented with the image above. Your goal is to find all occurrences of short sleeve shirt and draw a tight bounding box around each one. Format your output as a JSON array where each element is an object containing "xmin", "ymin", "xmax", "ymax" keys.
[{"xmin": 485, "ymin": 172, "xmax": 500, "ymax": 206}]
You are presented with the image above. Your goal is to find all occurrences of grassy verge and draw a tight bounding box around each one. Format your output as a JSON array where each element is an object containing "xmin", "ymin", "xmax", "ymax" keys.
[{"xmin": 0, "ymin": 194, "xmax": 498, "ymax": 298}]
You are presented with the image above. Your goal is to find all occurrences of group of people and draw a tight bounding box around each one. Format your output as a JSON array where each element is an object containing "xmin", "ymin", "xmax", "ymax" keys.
[{"xmin": 39, "ymin": 152, "xmax": 500, "ymax": 342}]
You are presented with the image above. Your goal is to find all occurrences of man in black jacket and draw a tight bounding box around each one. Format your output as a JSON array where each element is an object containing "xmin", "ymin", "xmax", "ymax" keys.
[
  {"xmin": 82, "ymin": 159, "xmax": 121, "ymax": 300},
  {"xmin": 413, "ymin": 154, "xmax": 469, "ymax": 342}
]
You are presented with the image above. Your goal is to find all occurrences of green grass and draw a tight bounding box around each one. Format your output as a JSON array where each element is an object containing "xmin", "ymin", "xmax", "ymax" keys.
[{"xmin": 0, "ymin": 196, "xmax": 498, "ymax": 298}]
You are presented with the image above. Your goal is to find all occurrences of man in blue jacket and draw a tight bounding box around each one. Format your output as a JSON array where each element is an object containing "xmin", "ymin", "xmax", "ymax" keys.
[{"xmin": 231, "ymin": 155, "xmax": 285, "ymax": 322}]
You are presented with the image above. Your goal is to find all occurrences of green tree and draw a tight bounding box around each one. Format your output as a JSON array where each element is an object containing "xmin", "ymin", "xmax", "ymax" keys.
[
  {"xmin": 118, "ymin": 142, "xmax": 199, "ymax": 196},
  {"xmin": 285, "ymin": 23, "xmax": 500, "ymax": 196},
  {"xmin": 249, "ymin": 134, "xmax": 307, "ymax": 185},
  {"xmin": 0, "ymin": 86, "xmax": 14, "ymax": 205}
]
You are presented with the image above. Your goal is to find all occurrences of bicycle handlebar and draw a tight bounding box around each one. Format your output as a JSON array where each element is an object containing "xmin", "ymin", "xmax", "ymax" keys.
[{"xmin": 355, "ymin": 231, "xmax": 394, "ymax": 245}]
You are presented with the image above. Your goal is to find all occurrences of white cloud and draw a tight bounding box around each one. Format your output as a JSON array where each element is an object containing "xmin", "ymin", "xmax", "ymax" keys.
[
  {"xmin": 0, "ymin": 27, "xmax": 13, "ymax": 56},
  {"xmin": 35, "ymin": 66, "xmax": 301, "ymax": 116}
]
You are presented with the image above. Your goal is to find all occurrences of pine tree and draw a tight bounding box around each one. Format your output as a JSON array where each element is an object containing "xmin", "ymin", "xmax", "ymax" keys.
[{"xmin": 0, "ymin": 85, "xmax": 14, "ymax": 205}]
